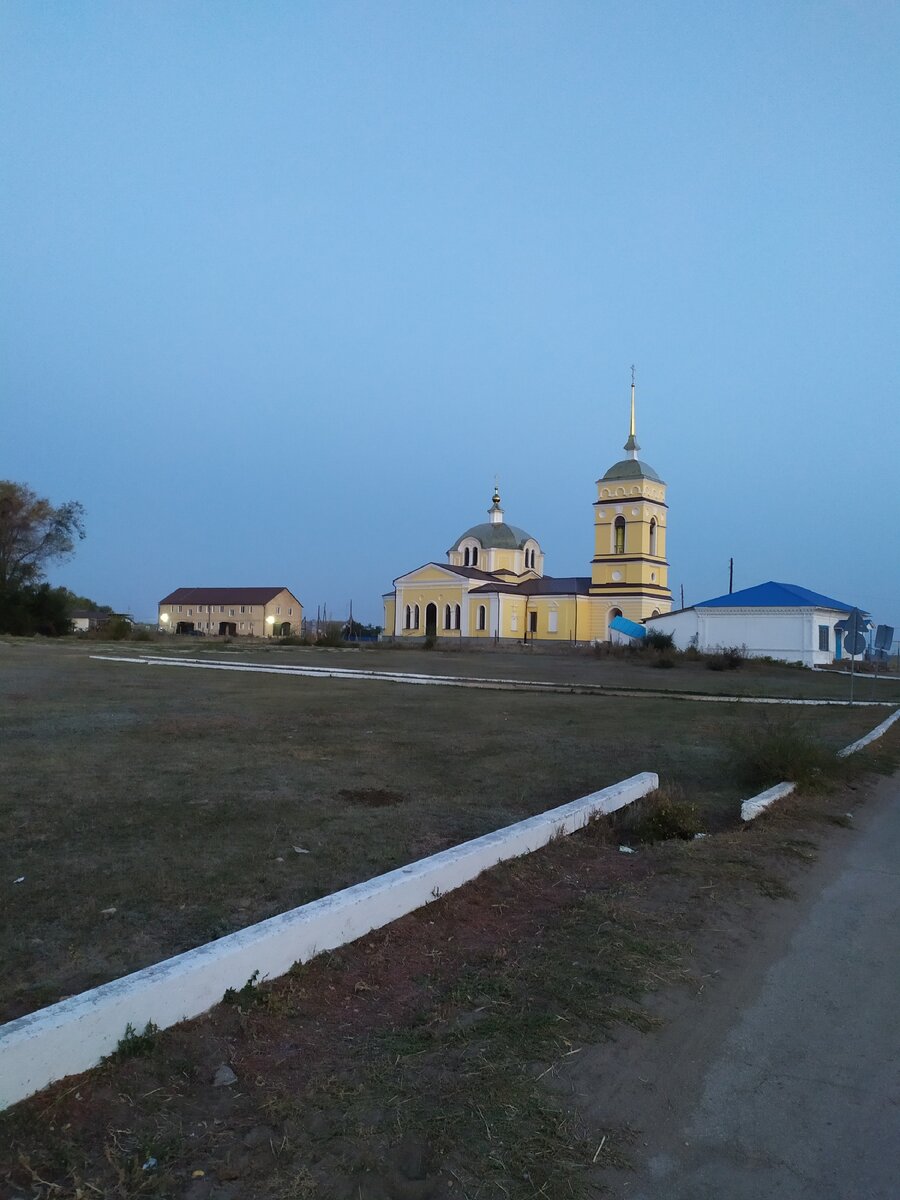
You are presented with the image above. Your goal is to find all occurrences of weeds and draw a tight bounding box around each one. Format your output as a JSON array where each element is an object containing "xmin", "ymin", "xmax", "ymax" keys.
[
  {"xmin": 223, "ymin": 970, "xmax": 263, "ymax": 1009},
  {"xmin": 615, "ymin": 786, "xmax": 702, "ymax": 843},
  {"xmin": 706, "ymin": 645, "xmax": 747, "ymax": 671},
  {"xmin": 105, "ymin": 1020, "xmax": 159, "ymax": 1062},
  {"xmin": 728, "ymin": 716, "xmax": 842, "ymax": 790}
]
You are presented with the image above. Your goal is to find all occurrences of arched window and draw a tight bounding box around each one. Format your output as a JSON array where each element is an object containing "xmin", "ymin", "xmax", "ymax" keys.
[
  {"xmin": 477, "ymin": 604, "xmax": 486, "ymax": 631},
  {"xmin": 472, "ymin": 546, "xmax": 479, "ymax": 566},
  {"xmin": 464, "ymin": 547, "xmax": 470, "ymax": 566},
  {"xmin": 614, "ymin": 517, "xmax": 626, "ymax": 554},
  {"xmin": 414, "ymin": 604, "xmax": 420, "ymax": 629},
  {"xmin": 649, "ymin": 518, "xmax": 657, "ymax": 556},
  {"xmin": 404, "ymin": 605, "xmax": 411, "ymax": 630},
  {"xmin": 454, "ymin": 604, "xmax": 461, "ymax": 629},
  {"xmin": 444, "ymin": 604, "xmax": 452, "ymax": 630}
]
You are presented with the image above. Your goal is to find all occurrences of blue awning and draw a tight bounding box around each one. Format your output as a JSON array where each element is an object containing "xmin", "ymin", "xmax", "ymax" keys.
[{"xmin": 609, "ymin": 615, "xmax": 647, "ymax": 639}]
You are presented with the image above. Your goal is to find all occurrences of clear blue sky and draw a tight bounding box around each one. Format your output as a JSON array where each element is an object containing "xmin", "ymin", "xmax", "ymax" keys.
[{"xmin": 2, "ymin": 1, "xmax": 897, "ymax": 628}]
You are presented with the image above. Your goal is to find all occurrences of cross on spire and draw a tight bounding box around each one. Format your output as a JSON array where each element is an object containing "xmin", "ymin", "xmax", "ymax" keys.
[{"xmin": 624, "ymin": 367, "xmax": 640, "ymax": 458}]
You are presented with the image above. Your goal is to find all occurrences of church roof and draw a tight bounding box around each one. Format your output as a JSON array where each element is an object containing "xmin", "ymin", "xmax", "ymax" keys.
[
  {"xmin": 601, "ymin": 458, "xmax": 663, "ymax": 483},
  {"xmin": 472, "ymin": 575, "xmax": 592, "ymax": 596},
  {"xmin": 695, "ymin": 581, "xmax": 862, "ymax": 612},
  {"xmin": 449, "ymin": 522, "xmax": 535, "ymax": 551},
  {"xmin": 392, "ymin": 563, "xmax": 498, "ymax": 585}
]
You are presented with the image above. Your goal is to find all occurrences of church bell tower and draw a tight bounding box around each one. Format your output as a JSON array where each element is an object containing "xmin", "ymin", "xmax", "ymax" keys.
[{"xmin": 590, "ymin": 373, "xmax": 672, "ymax": 624}]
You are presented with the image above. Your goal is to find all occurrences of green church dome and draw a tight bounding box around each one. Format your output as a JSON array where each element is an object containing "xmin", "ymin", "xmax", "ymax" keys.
[
  {"xmin": 450, "ymin": 522, "xmax": 535, "ymax": 551},
  {"xmin": 601, "ymin": 458, "xmax": 663, "ymax": 483}
]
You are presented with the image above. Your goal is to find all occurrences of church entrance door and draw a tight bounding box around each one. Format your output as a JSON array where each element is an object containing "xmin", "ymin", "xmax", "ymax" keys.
[{"xmin": 425, "ymin": 603, "xmax": 437, "ymax": 638}]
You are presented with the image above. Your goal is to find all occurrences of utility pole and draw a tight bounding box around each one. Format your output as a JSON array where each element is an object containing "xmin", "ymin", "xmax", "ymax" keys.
[
  {"xmin": 680, "ymin": 584, "xmax": 684, "ymax": 610},
  {"xmin": 729, "ymin": 558, "xmax": 734, "ymax": 594}
]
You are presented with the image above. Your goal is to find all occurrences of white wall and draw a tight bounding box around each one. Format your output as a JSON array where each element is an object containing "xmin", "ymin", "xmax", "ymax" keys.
[
  {"xmin": 699, "ymin": 609, "xmax": 810, "ymax": 664},
  {"xmin": 644, "ymin": 609, "xmax": 699, "ymax": 650},
  {"xmin": 646, "ymin": 606, "xmax": 848, "ymax": 667}
]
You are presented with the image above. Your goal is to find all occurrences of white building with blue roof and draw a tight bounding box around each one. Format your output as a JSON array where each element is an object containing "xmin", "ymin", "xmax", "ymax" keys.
[{"xmin": 643, "ymin": 581, "xmax": 866, "ymax": 667}]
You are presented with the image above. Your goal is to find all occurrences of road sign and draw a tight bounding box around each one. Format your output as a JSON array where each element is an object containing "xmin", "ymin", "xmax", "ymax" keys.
[
  {"xmin": 844, "ymin": 632, "xmax": 867, "ymax": 656},
  {"xmin": 835, "ymin": 608, "xmax": 870, "ymax": 638},
  {"xmin": 836, "ymin": 608, "xmax": 870, "ymax": 658},
  {"xmin": 874, "ymin": 624, "xmax": 894, "ymax": 652}
]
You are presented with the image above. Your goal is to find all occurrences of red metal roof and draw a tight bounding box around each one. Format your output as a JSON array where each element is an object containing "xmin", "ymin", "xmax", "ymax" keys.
[{"xmin": 158, "ymin": 587, "xmax": 298, "ymax": 606}]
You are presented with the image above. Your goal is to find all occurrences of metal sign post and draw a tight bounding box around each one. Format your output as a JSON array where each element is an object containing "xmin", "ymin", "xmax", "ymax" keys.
[
  {"xmin": 872, "ymin": 625, "xmax": 895, "ymax": 698},
  {"xmin": 835, "ymin": 609, "xmax": 870, "ymax": 707}
]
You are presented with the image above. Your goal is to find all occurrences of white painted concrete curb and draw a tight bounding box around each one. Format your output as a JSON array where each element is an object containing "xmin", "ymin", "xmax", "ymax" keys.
[
  {"xmin": 740, "ymin": 782, "xmax": 797, "ymax": 822},
  {"xmin": 91, "ymin": 655, "xmax": 894, "ymax": 706},
  {"xmin": 837, "ymin": 707, "xmax": 900, "ymax": 758},
  {"xmin": 0, "ymin": 772, "xmax": 657, "ymax": 1111},
  {"xmin": 741, "ymin": 707, "xmax": 900, "ymax": 821}
]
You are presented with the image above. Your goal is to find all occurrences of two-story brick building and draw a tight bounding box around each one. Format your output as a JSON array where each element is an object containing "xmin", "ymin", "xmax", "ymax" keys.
[{"xmin": 157, "ymin": 587, "xmax": 303, "ymax": 637}]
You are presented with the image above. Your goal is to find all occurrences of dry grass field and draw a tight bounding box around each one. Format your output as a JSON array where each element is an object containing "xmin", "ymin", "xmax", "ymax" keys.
[
  {"xmin": 131, "ymin": 634, "xmax": 900, "ymax": 700},
  {"xmin": 1, "ymin": 637, "xmax": 889, "ymax": 1023}
]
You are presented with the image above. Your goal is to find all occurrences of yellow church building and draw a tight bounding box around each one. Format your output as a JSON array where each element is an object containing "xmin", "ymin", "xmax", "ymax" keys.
[{"xmin": 383, "ymin": 382, "xmax": 673, "ymax": 644}]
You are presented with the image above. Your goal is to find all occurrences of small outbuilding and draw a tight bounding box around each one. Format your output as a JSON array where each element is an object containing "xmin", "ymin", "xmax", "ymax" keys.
[
  {"xmin": 643, "ymin": 581, "xmax": 865, "ymax": 668},
  {"xmin": 158, "ymin": 587, "xmax": 303, "ymax": 637}
]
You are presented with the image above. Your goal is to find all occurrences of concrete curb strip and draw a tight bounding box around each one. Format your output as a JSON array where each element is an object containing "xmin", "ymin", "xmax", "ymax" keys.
[
  {"xmin": 90, "ymin": 655, "xmax": 894, "ymax": 706},
  {"xmin": 837, "ymin": 707, "xmax": 900, "ymax": 758},
  {"xmin": 741, "ymin": 706, "xmax": 900, "ymax": 821},
  {"xmin": 0, "ymin": 772, "xmax": 657, "ymax": 1111},
  {"xmin": 741, "ymin": 782, "xmax": 797, "ymax": 822}
]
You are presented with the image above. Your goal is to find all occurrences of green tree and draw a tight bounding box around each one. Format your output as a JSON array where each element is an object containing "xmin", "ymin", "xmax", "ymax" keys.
[
  {"xmin": 0, "ymin": 583, "xmax": 73, "ymax": 636},
  {"xmin": 64, "ymin": 590, "xmax": 112, "ymax": 615},
  {"xmin": 0, "ymin": 482, "xmax": 86, "ymax": 592}
]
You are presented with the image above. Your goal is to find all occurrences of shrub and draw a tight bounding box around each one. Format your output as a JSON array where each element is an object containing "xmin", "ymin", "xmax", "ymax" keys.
[
  {"xmin": 100, "ymin": 615, "xmax": 132, "ymax": 641},
  {"xmin": 423, "ymin": 635, "xmax": 436, "ymax": 650},
  {"xmin": 707, "ymin": 645, "xmax": 747, "ymax": 671},
  {"xmin": 131, "ymin": 628, "xmax": 154, "ymax": 642},
  {"xmin": 728, "ymin": 716, "xmax": 838, "ymax": 790},
  {"xmin": 593, "ymin": 639, "xmax": 641, "ymax": 659},
  {"xmin": 644, "ymin": 629, "xmax": 674, "ymax": 651},
  {"xmin": 653, "ymin": 652, "xmax": 676, "ymax": 668},
  {"xmin": 317, "ymin": 627, "xmax": 345, "ymax": 647},
  {"xmin": 617, "ymin": 786, "xmax": 702, "ymax": 842}
]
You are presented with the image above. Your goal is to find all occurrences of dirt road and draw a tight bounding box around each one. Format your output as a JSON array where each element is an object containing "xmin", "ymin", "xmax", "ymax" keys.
[{"xmin": 573, "ymin": 770, "xmax": 900, "ymax": 1199}]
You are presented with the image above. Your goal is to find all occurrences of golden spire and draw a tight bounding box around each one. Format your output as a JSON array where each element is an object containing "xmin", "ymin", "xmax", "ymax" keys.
[
  {"xmin": 630, "ymin": 364, "xmax": 636, "ymax": 437},
  {"xmin": 624, "ymin": 364, "xmax": 640, "ymax": 458}
]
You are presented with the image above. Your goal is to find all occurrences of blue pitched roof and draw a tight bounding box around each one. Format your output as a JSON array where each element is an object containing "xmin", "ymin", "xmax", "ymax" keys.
[
  {"xmin": 696, "ymin": 581, "xmax": 861, "ymax": 612},
  {"xmin": 610, "ymin": 615, "xmax": 647, "ymax": 638}
]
